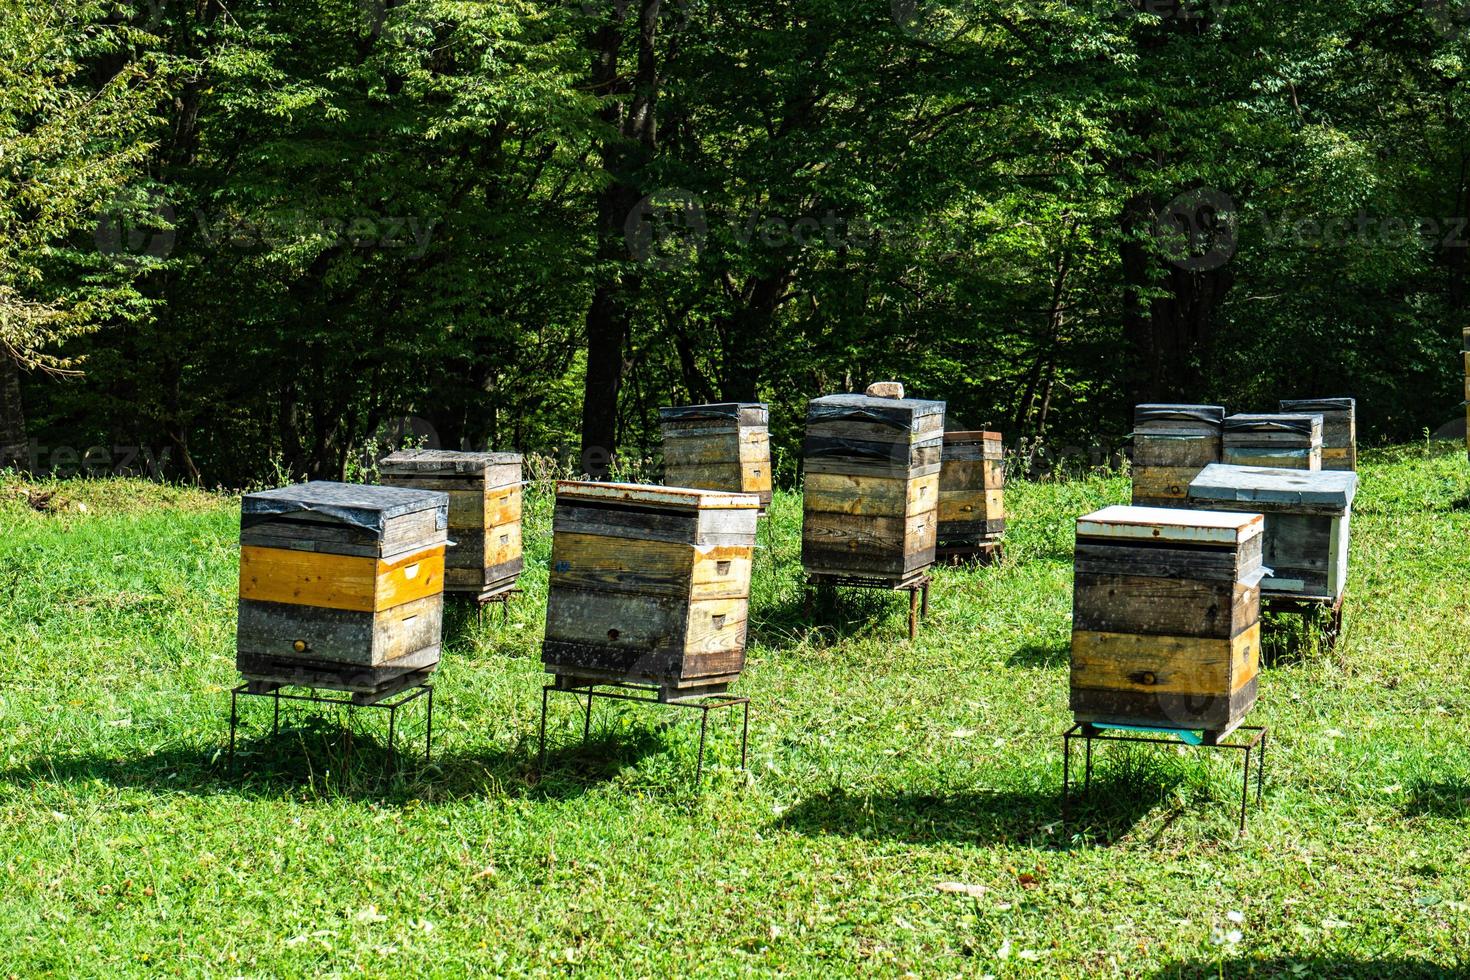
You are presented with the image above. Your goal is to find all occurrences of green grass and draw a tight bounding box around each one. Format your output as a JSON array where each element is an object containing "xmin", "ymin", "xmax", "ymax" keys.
[{"xmin": 1, "ymin": 448, "xmax": 1468, "ymax": 977}]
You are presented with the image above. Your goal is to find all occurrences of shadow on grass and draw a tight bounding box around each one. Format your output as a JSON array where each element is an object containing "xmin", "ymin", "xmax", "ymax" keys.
[
  {"xmin": 1006, "ymin": 640, "xmax": 1069, "ymax": 668},
  {"xmin": 776, "ymin": 770, "xmax": 1184, "ymax": 849},
  {"xmin": 751, "ymin": 580, "xmax": 921, "ymax": 648},
  {"xmin": 1403, "ymin": 779, "xmax": 1470, "ymax": 819},
  {"xmin": 1261, "ymin": 610, "xmax": 1334, "ymax": 668},
  {"xmin": 1150, "ymin": 956, "xmax": 1465, "ymax": 979},
  {"xmin": 0, "ymin": 713, "xmax": 695, "ymax": 805}
]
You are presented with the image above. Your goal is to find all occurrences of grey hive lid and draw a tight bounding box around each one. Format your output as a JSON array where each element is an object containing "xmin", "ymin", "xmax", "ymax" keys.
[
  {"xmin": 807, "ymin": 393, "xmax": 946, "ymax": 426},
  {"xmin": 659, "ymin": 402, "xmax": 769, "ymax": 424},
  {"xmin": 1134, "ymin": 404, "xmax": 1226, "ymax": 425},
  {"xmin": 1279, "ymin": 397, "xmax": 1355, "ymax": 415},
  {"xmin": 242, "ymin": 481, "xmax": 448, "ymax": 534},
  {"xmin": 1189, "ymin": 464, "xmax": 1357, "ymax": 508},
  {"xmin": 379, "ymin": 448, "xmax": 522, "ymax": 474},
  {"xmin": 1223, "ymin": 413, "xmax": 1322, "ymax": 436}
]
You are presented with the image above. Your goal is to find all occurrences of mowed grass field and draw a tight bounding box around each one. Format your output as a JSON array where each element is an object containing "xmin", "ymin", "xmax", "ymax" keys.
[{"xmin": 1, "ymin": 446, "xmax": 1468, "ymax": 978}]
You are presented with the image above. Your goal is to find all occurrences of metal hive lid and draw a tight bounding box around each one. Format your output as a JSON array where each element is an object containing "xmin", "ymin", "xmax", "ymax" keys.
[
  {"xmin": 1188, "ymin": 464, "xmax": 1357, "ymax": 508},
  {"xmin": 379, "ymin": 449, "xmax": 523, "ymax": 474},
  {"xmin": 1133, "ymin": 404, "xmax": 1226, "ymax": 425},
  {"xmin": 242, "ymin": 481, "xmax": 448, "ymax": 534},
  {"xmin": 659, "ymin": 403, "xmax": 769, "ymax": 424},
  {"xmin": 807, "ymin": 393, "xmax": 946, "ymax": 427},
  {"xmin": 555, "ymin": 481, "xmax": 760, "ymax": 511}
]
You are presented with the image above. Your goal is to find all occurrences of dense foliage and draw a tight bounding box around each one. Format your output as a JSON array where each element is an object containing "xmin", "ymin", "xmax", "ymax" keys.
[{"xmin": 5, "ymin": 0, "xmax": 1468, "ymax": 485}]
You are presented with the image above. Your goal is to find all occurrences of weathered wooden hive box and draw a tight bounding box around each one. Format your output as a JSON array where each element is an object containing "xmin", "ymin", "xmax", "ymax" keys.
[
  {"xmin": 1071, "ymin": 505, "xmax": 1265, "ymax": 736},
  {"xmin": 378, "ymin": 449, "xmax": 523, "ymax": 599},
  {"xmin": 542, "ymin": 482, "xmax": 760, "ymax": 695},
  {"xmin": 801, "ymin": 393, "xmax": 946, "ymax": 582},
  {"xmin": 237, "ymin": 482, "xmax": 448, "ymax": 691},
  {"xmin": 937, "ymin": 431, "xmax": 1004, "ymax": 552},
  {"xmin": 1222, "ymin": 413, "xmax": 1322, "ymax": 470},
  {"xmin": 1130, "ymin": 404, "xmax": 1225, "ymax": 508},
  {"xmin": 1187, "ymin": 464, "xmax": 1357, "ymax": 601},
  {"xmin": 1280, "ymin": 398, "xmax": 1356, "ymax": 471},
  {"xmin": 659, "ymin": 403, "xmax": 772, "ymax": 510}
]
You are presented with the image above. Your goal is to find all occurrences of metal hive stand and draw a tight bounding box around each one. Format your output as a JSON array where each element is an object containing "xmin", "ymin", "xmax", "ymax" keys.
[
  {"xmin": 803, "ymin": 570, "xmax": 932, "ymax": 641},
  {"xmin": 1062, "ymin": 722, "xmax": 1268, "ymax": 835},
  {"xmin": 227, "ymin": 672, "xmax": 434, "ymax": 774},
  {"xmin": 536, "ymin": 676, "xmax": 750, "ymax": 786}
]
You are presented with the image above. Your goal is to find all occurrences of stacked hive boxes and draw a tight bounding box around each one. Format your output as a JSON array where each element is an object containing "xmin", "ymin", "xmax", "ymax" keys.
[
  {"xmin": 801, "ymin": 393, "xmax": 945, "ymax": 583},
  {"xmin": 542, "ymin": 482, "xmax": 760, "ymax": 697},
  {"xmin": 1071, "ymin": 505, "xmax": 1265, "ymax": 737},
  {"xmin": 1188, "ymin": 464, "xmax": 1357, "ymax": 601},
  {"xmin": 936, "ymin": 430, "xmax": 1005, "ymax": 559},
  {"xmin": 1279, "ymin": 399, "xmax": 1356, "ymax": 471},
  {"xmin": 379, "ymin": 450, "xmax": 523, "ymax": 600},
  {"xmin": 659, "ymin": 403, "xmax": 772, "ymax": 511},
  {"xmin": 236, "ymin": 482, "xmax": 448, "ymax": 697},
  {"xmin": 1222, "ymin": 413, "xmax": 1323, "ymax": 470},
  {"xmin": 1130, "ymin": 404, "xmax": 1225, "ymax": 508}
]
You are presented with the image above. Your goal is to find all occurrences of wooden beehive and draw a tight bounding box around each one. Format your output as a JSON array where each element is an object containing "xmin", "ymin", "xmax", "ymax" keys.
[
  {"xmin": 237, "ymin": 482, "xmax": 448, "ymax": 692},
  {"xmin": 801, "ymin": 392, "xmax": 946, "ymax": 583},
  {"xmin": 1072, "ymin": 505, "xmax": 1265, "ymax": 736},
  {"xmin": 541, "ymin": 482, "xmax": 760, "ymax": 695},
  {"xmin": 1464, "ymin": 326, "xmax": 1470, "ymax": 462},
  {"xmin": 1188, "ymin": 464, "xmax": 1357, "ymax": 601},
  {"xmin": 378, "ymin": 449, "xmax": 523, "ymax": 599},
  {"xmin": 1222, "ymin": 413, "xmax": 1322, "ymax": 470},
  {"xmin": 937, "ymin": 430, "xmax": 1004, "ymax": 556},
  {"xmin": 1280, "ymin": 398, "xmax": 1356, "ymax": 471},
  {"xmin": 659, "ymin": 403, "xmax": 772, "ymax": 510},
  {"xmin": 1130, "ymin": 404, "xmax": 1225, "ymax": 507}
]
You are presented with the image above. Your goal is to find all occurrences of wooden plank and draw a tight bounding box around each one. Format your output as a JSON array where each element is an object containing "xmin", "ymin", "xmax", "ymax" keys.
[
  {"xmin": 1132, "ymin": 466, "xmax": 1210, "ymax": 503},
  {"xmin": 690, "ymin": 546, "xmax": 755, "ymax": 600},
  {"xmin": 683, "ymin": 596, "xmax": 750, "ymax": 657},
  {"xmin": 1072, "ymin": 675, "xmax": 1257, "ymax": 732},
  {"xmin": 544, "ymin": 588, "xmax": 688, "ymax": 656},
  {"xmin": 236, "ymin": 594, "xmax": 444, "ymax": 666},
  {"xmin": 1074, "ymin": 537, "xmax": 1262, "ymax": 581},
  {"xmin": 238, "ymin": 544, "xmax": 445, "ymax": 613},
  {"xmin": 804, "ymin": 472, "xmax": 936, "ymax": 518},
  {"xmin": 1070, "ymin": 623, "xmax": 1260, "ymax": 697},
  {"xmin": 541, "ymin": 641, "xmax": 744, "ymax": 686},
  {"xmin": 1072, "ymin": 572, "xmax": 1258, "ymax": 639},
  {"xmin": 1222, "ymin": 447, "xmax": 1322, "ymax": 470},
  {"xmin": 556, "ymin": 480, "xmax": 757, "ymax": 511},
  {"xmin": 937, "ymin": 488, "xmax": 1003, "ymax": 523},
  {"xmin": 1132, "ymin": 436, "xmax": 1221, "ymax": 469},
  {"xmin": 549, "ymin": 532, "xmax": 695, "ymax": 598},
  {"xmin": 1077, "ymin": 505, "xmax": 1262, "ymax": 546}
]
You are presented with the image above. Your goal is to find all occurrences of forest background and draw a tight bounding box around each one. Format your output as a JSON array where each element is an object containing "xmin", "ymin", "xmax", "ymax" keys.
[{"xmin": 4, "ymin": 0, "xmax": 1468, "ymax": 487}]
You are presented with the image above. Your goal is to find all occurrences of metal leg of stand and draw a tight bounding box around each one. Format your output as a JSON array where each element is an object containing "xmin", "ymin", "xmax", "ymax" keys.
[
  {"xmin": 1240, "ymin": 745, "xmax": 1252, "ymax": 835},
  {"xmin": 387, "ymin": 700, "xmax": 399, "ymax": 771},
  {"xmin": 537, "ymin": 686, "xmax": 550, "ymax": 772},
  {"xmin": 908, "ymin": 587, "xmax": 919, "ymax": 641},
  {"xmin": 1084, "ymin": 733, "xmax": 1094, "ymax": 793},
  {"xmin": 272, "ymin": 690, "xmax": 280, "ymax": 736},
  {"xmin": 228, "ymin": 688, "xmax": 239, "ymax": 772},
  {"xmin": 1257, "ymin": 731, "xmax": 1267, "ymax": 804},
  {"xmin": 1062, "ymin": 728, "xmax": 1073, "ymax": 820},
  {"xmin": 696, "ymin": 707, "xmax": 711, "ymax": 785},
  {"xmin": 424, "ymin": 685, "xmax": 434, "ymax": 764},
  {"xmin": 582, "ymin": 686, "xmax": 595, "ymax": 746},
  {"xmin": 921, "ymin": 581, "xmax": 930, "ymax": 619},
  {"xmin": 740, "ymin": 699, "xmax": 750, "ymax": 772}
]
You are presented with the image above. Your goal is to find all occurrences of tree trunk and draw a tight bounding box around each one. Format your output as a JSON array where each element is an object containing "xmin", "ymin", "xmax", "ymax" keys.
[
  {"xmin": 0, "ymin": 356, "xmax": 29, "ymax": 471},
  {"xmin": 577, "ymin": 0, "xmax": 662, "ymax": 477}
]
